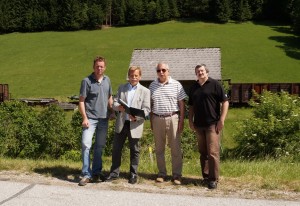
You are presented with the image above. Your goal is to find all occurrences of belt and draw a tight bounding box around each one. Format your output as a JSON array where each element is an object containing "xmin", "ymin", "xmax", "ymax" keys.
[{"xmin": 153, "ymin": 112, "xmax": 178, "ymax": 118}]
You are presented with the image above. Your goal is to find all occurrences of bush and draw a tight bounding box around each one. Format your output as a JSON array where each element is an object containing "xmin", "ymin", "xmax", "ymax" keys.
[
  {"xmin": 231, "ymin": 91, "xmax": 300, "ymax": 161},
  {"xmin": 0, "ymin": 101, "xmax": 39, "ymax": 158},
  {"xmin": 35, "ymin": 104, "xmax": 77, "ymax": 159},
  {"xmin": 70, "ymin": 110, "xmax": 83, "ymax": 151}
]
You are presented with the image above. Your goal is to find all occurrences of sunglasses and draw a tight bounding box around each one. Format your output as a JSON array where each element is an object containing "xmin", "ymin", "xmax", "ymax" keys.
[{"xmin": 156, "ymin": 69, "xmax": 167, "ymax": 73}]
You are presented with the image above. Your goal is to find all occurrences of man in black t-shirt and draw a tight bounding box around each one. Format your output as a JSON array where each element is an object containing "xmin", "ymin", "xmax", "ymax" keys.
[{"xmin": 188, "ymin": 64, "xmax": 229, "ymax": 189}]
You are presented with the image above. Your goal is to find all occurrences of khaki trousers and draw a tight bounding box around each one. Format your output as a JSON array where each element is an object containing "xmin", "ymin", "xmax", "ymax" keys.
[
  {"xmin": 152, "ymin": 114, "xmax": 182, "ymax": 178},
  {"xmin": 195, "ymin": 124, "xmax": 220, "ymax": 182}
]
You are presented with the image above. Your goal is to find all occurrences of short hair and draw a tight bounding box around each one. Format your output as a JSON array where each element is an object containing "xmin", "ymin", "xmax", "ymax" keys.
[
  {"xmin": 93, "ymin": 56, "xmax": 106, "ymax": 67},
  {"xmin": 128, "ymin": 66, "xmax": 142, "ymax": 76},
  {"xmin": 156, "ymin": 62, "xmax": 169, "ymax": 70},
  {"xmin": 195, "ymin": 64, "xmax": 209, "ymax": 73}
]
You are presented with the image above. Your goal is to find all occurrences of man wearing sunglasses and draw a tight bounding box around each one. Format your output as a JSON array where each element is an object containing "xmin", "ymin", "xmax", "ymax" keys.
[{"xmin": 149, "ymin": 62, "xmax": 187, "ymax": 185}]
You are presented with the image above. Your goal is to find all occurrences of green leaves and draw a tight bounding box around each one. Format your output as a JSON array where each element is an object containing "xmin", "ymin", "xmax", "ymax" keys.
[{"xmin": 232, "ymin": 91, "xmax": 300, "ymax": 161}]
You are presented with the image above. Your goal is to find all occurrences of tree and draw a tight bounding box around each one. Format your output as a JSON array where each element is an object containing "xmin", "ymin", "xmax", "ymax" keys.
[
  {"xmin": 0, "ymin": 0, "xmax": 23, "ymax": 33},
  {"xmin": 159, "ymin": 0, "xmax": 171, "ymax": 21},
  {"xmin": 291, "ymin": 0, "xmax": 300, "ymax": 34},
  {"xmin": 232, "ymin": 0, "xmax": 252, "ymax": 22},
  {"xmin": 126, "ymin": 0, "xmax": 146, "ymax": 24},
  {"xmin": 111, "ymin": 0, "xmax": 126, "ymax": 25},
  {"xmin": 262, "ymin": 0, "xmax": 293, "ymax": 22},
  {"xmin": 86, "ymin": 1, "xmax": 104, "ymax": 29},
  {"xmin": 58, "ymin": 0, "xmax": 88, "ymax": 30},
  {"xmin": 248, "ymin": 0, "xmax": 263, "ymax": 20},
  {"xmin": 214, "ymin": 0, "xmax": 231, "ymax": 23},
  {"xmin": 168, "ymin": 0, "xmax": 180, "ymax": 18},
  {"xmin": 145, "ymin": 0, "xmax": 157, "ymax": 23}
]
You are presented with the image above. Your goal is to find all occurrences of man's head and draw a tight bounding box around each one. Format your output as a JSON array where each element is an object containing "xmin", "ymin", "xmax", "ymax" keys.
[
  {"xmin": 128, "ymin": 66, "xmax": 142, "ymax": 86},
  {"xmin": 93, "ymin": 56, "xmax": 106, "ymax": 77},
  {"xmin": 195, "ymin": 64, "xmax": 209, "ymax": 80},
  {"xmin": 156, "ymin": 62, "xmax": 169, "ymax": 83}
]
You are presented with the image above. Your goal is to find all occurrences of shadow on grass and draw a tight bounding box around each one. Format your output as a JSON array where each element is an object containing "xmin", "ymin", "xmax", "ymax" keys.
[
  {"xmin": 252, "ymin": 20, "xmax": 300, "ymax": 60},
  {"xmin": 269, "ymin": 35, "xmax": 300, "ymax": 60}
]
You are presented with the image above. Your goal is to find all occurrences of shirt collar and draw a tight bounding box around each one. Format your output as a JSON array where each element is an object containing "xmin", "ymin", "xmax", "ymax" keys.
[
  {"xmin": 128, "ymin": 82, "xmax": 139, "ymax": 90},
  {"xmin": 155, "ymin": 76, "xmax": 173, "ymax": 84},
  {"xmin": 91, "ymin": 73, "xmax": 106, "ymax": 82}
]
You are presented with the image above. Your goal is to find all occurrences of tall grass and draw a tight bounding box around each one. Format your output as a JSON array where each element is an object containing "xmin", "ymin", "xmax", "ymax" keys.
[{"xmin": 0, "ymin": 21, "xmax": 299, "ymax": 98}]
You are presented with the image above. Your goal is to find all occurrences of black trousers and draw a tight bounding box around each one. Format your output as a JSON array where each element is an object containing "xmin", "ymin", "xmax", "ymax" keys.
[{"xmin": 110, "ymin": 121, "xmax": 140, "ymax": 176}]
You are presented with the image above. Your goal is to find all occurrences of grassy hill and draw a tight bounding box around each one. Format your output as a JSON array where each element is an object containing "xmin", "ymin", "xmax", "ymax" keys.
[{"xmin": 0, "ymin": 20, "xmax": 299, "ymax": 99}]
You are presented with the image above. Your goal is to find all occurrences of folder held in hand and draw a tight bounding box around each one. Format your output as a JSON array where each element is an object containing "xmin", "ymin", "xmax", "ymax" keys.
[{"xmin": 118, "ymin": 99, "xmax": 145, "ymax": 119}]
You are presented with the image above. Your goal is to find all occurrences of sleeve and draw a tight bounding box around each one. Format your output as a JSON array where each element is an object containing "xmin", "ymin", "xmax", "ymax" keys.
[
  {"xmin": 79, "ymin": 79, "xmax": 88, "ymax": 98},
  {"xmin": 217, "ymin": 81, "xmax": 228, "ymax": 102},
  {"xmin": 177, "ymin": 82, "xmax": 187, "ymax": 101}
]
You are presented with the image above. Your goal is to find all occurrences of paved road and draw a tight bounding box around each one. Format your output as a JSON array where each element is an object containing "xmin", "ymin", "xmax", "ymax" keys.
[{"xmin": 0, "ymin": 181, "xmax": 298, "ymax": 206}]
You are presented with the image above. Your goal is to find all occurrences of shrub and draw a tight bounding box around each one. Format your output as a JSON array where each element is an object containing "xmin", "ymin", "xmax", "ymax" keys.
[
  {"xmin": 70, "ymin": 110, "xmax": 83, "ymax": 151},
  {"xmin": 35, "ymin": 104, "xmax": 77, "ymax": 159},
  {"xmin": 0, "ymin": 101, "xmax": 39, "ymax": 158},
  {"xmin": 231, "ymin": 91, "xmax": 300, "ymax": 161}
]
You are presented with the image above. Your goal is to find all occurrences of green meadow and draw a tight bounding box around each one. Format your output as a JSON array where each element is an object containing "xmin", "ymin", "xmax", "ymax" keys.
[
  {"xmin": 0, "ymin": 20, "xmax": 299, "ymax": 99},
  {"xmin": 0, "ymin": 21, "xmax": 299, "ymax": 194}
]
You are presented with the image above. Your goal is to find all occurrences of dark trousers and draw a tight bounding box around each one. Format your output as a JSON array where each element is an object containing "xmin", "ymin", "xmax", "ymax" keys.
[{"xmin": 110, "ymin": 121, "xmax": 140, "ymax": 176}]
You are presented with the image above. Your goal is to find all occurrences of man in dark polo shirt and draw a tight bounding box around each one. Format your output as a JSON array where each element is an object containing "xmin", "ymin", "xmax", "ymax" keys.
[
  {"xmin": 78, "ymin": 56, "xmax": 114, "ymax": 186},
  {"xmin": 188, "ymin": 64, "xmax": 229, "ymax": 189}
]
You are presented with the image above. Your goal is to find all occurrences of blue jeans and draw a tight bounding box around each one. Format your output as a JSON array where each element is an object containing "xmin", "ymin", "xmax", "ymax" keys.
[{"xmin": 81, "ymin": 118, "xmax": 108, "ymax": 178}]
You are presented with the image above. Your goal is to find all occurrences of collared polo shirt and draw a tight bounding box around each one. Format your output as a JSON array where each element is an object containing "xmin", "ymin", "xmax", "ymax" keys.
[
  {"xmin": 188, "ymin": 77, "xmax": 228, "ymax": 127},
  {"xmin": 80, "ymin": 73, "xmax": 112, "ymax": 119},
  {"xmin": 149, "ymin": 76, "xmax": 187, "ymax": 115}
]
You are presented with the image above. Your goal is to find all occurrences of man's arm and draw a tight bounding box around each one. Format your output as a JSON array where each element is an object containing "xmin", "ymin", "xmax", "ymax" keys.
[
  {"xmin": 108, "ymin": 94, "xmax": 116, "ymax": 120},
  {"xmin": 216, "ymin": 100, "xmax": 229, "ymax": 134},
  {"xmin": 188, "ymin": 105, "xmax": 195, "ymax": 131},
  {"xmin": 79, "ymin": 96, "xmax": 89, "ymax": 128},
  {"xmin": 177, "ymin": 99, "xmax": 185, "ymax": 133}
]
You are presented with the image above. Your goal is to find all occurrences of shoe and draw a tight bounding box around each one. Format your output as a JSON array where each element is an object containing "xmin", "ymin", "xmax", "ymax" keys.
[
  {"xmin": 156, "ymin": 176, "xmax": 165, "ymax": 183},
  {"xmin": 128, "ymin": 174, "xmax": 138, "ymax": 184},
  {"xmin": 173, "ymin": 177, "xmax": 182, "ymax": 185},
  {"xmin": 105, "ymin": 174, "xmax": 118, "ymax": 182},
  {"xmin": 78, "ymin": 177, "xmax": 90, "ymax": 186},
  {"xmin": 92, "ymin": 173, "xmax": 106, "ymax": 182},
  {"xmin": 208, "ymin": 181, "xmax": 217, "ymax": 189},
  {"xmin": 200, "ymin": 178, "xmax": 209, "ymax": 186}
]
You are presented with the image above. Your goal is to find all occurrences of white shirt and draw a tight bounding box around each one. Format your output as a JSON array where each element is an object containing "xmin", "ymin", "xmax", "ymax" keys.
[{"xmin": 126, "ymin": 83, "xmax": 138, "ymax": 120}]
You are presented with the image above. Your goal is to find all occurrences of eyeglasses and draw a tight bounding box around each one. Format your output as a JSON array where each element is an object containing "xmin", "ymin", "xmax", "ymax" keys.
[{"xmin": 156, "ymin": 69, "xmax": 167, "ymax": 73}]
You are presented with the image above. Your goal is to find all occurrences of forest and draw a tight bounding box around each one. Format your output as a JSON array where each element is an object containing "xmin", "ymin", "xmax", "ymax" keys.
[{"xmin": 0, "ymin": 0, "xmax": 300, "ymax": 34}]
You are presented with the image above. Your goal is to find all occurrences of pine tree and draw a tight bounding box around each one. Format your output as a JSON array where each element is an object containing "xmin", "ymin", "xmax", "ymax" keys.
[{"xmin": 215, "ymin": 0, "xmax": 231, "ymax": 23}]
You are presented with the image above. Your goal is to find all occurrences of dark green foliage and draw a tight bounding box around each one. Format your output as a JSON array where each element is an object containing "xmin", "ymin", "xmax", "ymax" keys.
[
  {"xmin": 103, "ymin": 120, "xmax": 116, "ymax": 156},
  {"xmin": 248, "ymin": 0, "xmax": 263, "ymax": 20},
  {"xmin": 231, "ymin": 91, "xmax": 300, "ymax": 161},
  {"xmin": 0, "ymin": 0, "xmax": 298, "ymax": 34},
  {"xmin": 70, "ymin": 110, "xmax": 83, "ymax": 150},
  {"xmin": 262, "ymin": 0, "xmax": 293, "ymax": 22},
  {"xmin": 111, "ymin": 0, "xmax": 126, "ymax": 25},
  {"xmin": 0, "ymin": 102, "xmax": 79, "ymax": 159},
  {"xmin": 291, "ymin": 0, "xmax": 300, "ymax": 34},
  {"xmin": 126, "ymin": 0, "xmax": 146, "ymax": 24},
  {"xmin": 0, "ymin": 101, "xmax": 39, "ymax": 158},
  {"xmin": 35, "ymin": 104, "xmax": 77, "ymax": 159},
  {"xmin": 231, "ymin": 0, "xmax": 252, "ymax": 22},
  {"xmin": 214, "ymin": 0, "xmax": 231, "ymax": 23},
  {"xmin": 181, "ymin": 124, "xmax": 198, "ymax": 159}
]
